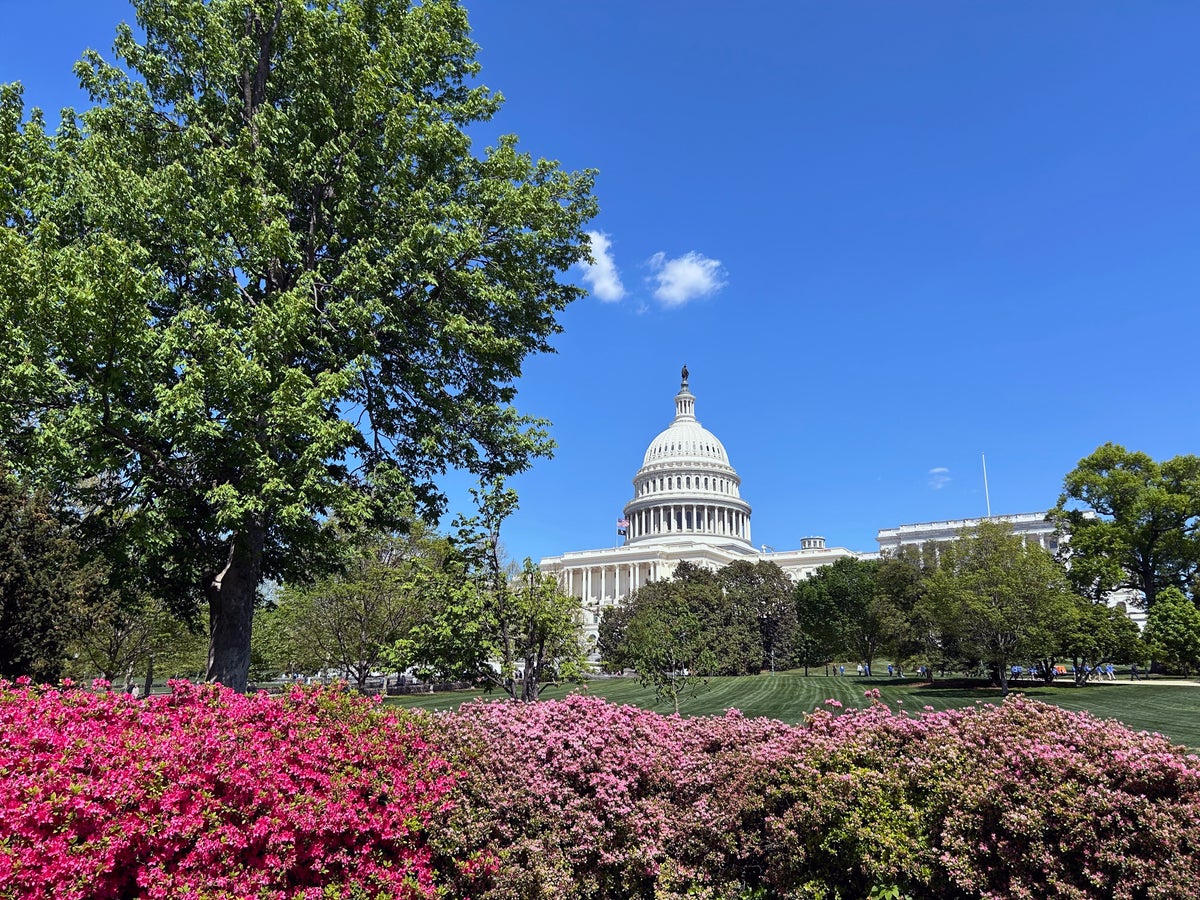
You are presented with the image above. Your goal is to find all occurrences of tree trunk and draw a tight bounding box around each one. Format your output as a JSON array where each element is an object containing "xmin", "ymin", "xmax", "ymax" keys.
[
  {"xmin": 521, "ymin": 646, "xmax": 540, "ymax": 702},
  {"xmin": 143, "ymin": 656, "xmax": 154, "ymax": 698},
  {"xmin": 205, "ymin": 524, "xmax": 265, "ymax": 693}
]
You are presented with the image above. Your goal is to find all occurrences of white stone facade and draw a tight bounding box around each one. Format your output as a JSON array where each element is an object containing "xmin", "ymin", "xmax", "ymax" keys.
[{"xmin": 875, "ymin": 512, "xmax": 1061, "ymax": 556}]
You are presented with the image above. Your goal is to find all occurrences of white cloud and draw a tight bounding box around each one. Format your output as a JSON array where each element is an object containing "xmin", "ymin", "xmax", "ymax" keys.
[
  {"xmin": 647, "ymin": 250, "xmax": 727, "ymax": 308},
  {"xmin": 578, "ymin": 231, "xmax": 625, "ymax": 302},
  {"xmin": 928, "ymin": 467, "xmax": 951, "ymax": 490}
]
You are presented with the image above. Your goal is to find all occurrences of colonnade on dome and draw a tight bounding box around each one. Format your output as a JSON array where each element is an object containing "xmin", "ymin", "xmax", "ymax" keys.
[{"xmin": 623, "ymin": 504, "xmax": 748, "ymax": 541}]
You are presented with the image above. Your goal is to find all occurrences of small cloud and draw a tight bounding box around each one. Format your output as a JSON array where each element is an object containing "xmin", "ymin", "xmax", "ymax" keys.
[
  {"xmin": 928, "ymin": 467, "xmax": 951, "ymax": 490},
  {"xmin": 647, "ymin": 250, "xmax": 726, "ymax": 308},
  {"xmin": 578, "ymin": 231, "xmax": 625, "ymax": 302}
]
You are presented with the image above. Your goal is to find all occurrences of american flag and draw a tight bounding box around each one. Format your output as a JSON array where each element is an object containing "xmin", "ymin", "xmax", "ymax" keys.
[{"xmin": 616, "ymin": 517, "xmax": 630, "ymax": 528}]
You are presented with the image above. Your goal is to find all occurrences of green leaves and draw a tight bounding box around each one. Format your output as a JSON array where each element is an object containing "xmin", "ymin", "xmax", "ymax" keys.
[
  {"xmin": 920, "ymin": 521, "xmax": 1077, "ymax": 690},
  {"xmin": 1054, "ymin": 443, "xmax": 1200, "ymax": 607},
  {"xmin": 1, "ymin": 0, "xmax": 595, "ymax": 688},
  {"xmin": 1142, "ymin": 587, "xmax": 1200, "ymax": 675}
]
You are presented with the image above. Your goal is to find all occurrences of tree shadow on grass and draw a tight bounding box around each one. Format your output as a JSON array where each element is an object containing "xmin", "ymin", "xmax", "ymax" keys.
[{"xmin": 903, "ymin": 678, "xmax": 1090, "ymax": 703}]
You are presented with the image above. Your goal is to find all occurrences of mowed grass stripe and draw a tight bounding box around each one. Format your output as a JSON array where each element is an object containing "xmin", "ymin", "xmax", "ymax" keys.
[{"xmin": 386, "ymin": 673, "xmax": 1200, "ymax": 750}]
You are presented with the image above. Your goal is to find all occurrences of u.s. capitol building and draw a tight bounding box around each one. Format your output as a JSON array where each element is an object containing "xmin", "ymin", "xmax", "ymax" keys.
[
  {"xmin": 539, "ymin": 368, "xmax": 860, "ymax": 647},
  {"xmin": 538, "ymin": 366, "xmax": 1109, "ymax": 648}
]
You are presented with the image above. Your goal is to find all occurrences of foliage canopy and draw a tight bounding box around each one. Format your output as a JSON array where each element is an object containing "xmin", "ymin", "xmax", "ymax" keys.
[
  {"xmin": 1054, "ymin": 443, "xmax": 1200, "ymax": 608},
  {"xmin": 0, "ymin": 0, "xmax": 596, "ymax": 689}
]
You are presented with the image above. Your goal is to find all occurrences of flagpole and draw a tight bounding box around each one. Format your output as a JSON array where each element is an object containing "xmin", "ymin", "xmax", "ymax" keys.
[{"xmin": 982, "ymin": 453, "xmax": 991, "ymax": 518}]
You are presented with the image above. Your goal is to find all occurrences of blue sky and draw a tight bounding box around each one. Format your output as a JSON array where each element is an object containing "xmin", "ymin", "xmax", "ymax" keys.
[{"xmin": 3, "ymin": 2, "xmax": 1198, "ymax": 563}]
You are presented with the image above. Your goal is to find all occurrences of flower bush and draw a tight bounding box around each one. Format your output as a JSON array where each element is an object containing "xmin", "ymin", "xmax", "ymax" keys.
[
  {"xmin": 2, "ymin": 681, "xmax": 1198, "ymax": 900},
  {"xmin": 436, "ymin": 693, "xmax": 1200, "ymax": 900},
  {"xmin": 0, "ymin": 679, "xmax": 455, "ymax": 900}
]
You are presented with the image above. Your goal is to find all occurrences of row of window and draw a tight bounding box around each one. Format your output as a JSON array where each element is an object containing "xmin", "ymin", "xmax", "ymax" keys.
[
  {"xmin": 649, "ymin": 440, "xmax": 723, "ymax": 458},
  {"xmin": 637, "ymin": 474, "xmax": 736, "ymax": 496}
]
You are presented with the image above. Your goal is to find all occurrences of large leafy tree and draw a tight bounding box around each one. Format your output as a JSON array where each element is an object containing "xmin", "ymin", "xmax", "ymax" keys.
[
  {"xmin": 0, "ymin": 0, "xmax": 596, "ymax": 690},
  {"xmin": 608, "ymin": 576, "xmax": 713, "ymax": 715},
  {"xmin": 921, "ymin": 521, "xmax": 1077, "ymax": 695},
  {"xmin": 1058, "ymin": 600, "xmax": 1144, "ymax": 684},
  {"xmin": 794, "ymin": 557, "xmax": 899, "ymax": 675},
  {"xmin": 874, "ymin": 544, "xmax": 945, "ymax": 676},
  {"xmin": 1054, "ymin": 443, "xmax": 1200, "ymax": 609}
]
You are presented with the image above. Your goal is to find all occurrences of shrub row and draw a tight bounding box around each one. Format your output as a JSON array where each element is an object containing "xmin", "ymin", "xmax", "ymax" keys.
[
  {"xmin": 436, "ymin": 691, "xmax": 1200, "ymax": 899},
  {"xmin": 2, "ymin": 680, "xmax": 1198, "ymax": 899}
]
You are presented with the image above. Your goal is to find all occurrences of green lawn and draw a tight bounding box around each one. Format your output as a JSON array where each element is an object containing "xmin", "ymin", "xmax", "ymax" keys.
[{"xmin": 387, "ymin": 671, "xmax": 1200, "ymax": 751}]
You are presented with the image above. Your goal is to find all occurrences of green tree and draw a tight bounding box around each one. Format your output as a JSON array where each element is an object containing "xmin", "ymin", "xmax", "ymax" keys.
[
  {"xmin": 0, "ymin": 470, "xmax": 93, "ymax": 682},
  {"xmin": 921, "ymin": 521, "xmax": 1077, "ymax": 695},
  {"xmin": 67, "ymin": 593, "xmax": 199, "ymax": 690},
  {"xmin": 613, "ymin": 577, "xmax": 713, "ymax": 715},
  {"xmin": 1054, "ymin": 444, "xmax": 1200, "ymax": 609},
  {"xmin": 720, "ymin": 560, "xmax": 796, "ymax": 673},
  {"xmin": 875, "ymin": 545, "xmax": 939, "ymax": 674},
  {"xmin": 272, "ymin": 531, "xmax": 426, "ymax": 691},
  {"xmin": 596, "ymin": 602, "xmax": 634, "ymax": 672},
  {"xmin": 1142, "ymin": 587, "xmax": 1200, "ymax": 675},
  {"xmin": 508, "ymin": 560, "xmax": 590, "ymax": 701},
  {"xmin": 794, "ymin": 557, "xmax": 896, "ymax": 675},
  {"xmin": 0, "ymin": 0, "xmax": 596, "ymax": 690},
  {"xmin": 1058, "ymin": 600, "xmax": 1145, "ymax": 685},
  {"xmin": 391, "ymin": 481, "xmax": 587, "ymax": 700},
  {"xmin": 676, "ymin": 562, "xmax": 760, "ymax": 676},
  {"xmin": 793, "ymin": 570, "xmax": 843, "ymax": 674}
]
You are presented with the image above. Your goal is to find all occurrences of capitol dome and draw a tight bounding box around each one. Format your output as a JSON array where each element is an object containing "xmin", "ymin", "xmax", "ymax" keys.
[{"xmin": 622, "ymin": 368, "xmax": 752, "ymax": 548}]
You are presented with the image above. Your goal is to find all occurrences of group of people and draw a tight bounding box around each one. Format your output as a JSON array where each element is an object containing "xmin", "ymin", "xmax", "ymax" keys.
[{"xmin": 1084, "ymin": 662, "xmax": 1119, "ymax": 681}]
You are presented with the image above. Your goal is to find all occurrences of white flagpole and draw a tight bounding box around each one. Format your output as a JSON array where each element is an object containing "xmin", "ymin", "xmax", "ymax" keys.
[{"xmin": 982, "ymin": 453, "xmax": 991, "ymax": 518}]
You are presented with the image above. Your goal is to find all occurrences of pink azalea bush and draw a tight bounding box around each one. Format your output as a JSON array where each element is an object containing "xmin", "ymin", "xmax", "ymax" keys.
[
  {"xmin": 0, "ymin": 679, "xmax": 456, "ymax": 900},
  {"xmin": 437, "ymin": 694, "xmax": 1200, "ymax": 900},
  {"xmin": 2, "ymin": 680, "xmax": 1198, "ymax": 899}
]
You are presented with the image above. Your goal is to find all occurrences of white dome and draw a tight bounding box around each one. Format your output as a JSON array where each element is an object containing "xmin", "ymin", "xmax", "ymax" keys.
[
  {"xmin": 622, "ymin": 370, "xmax": 752, "ymax": 548},
  {"xmin": 643, "ymin": 421, "xmax": 730, "ymax": 467}
]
